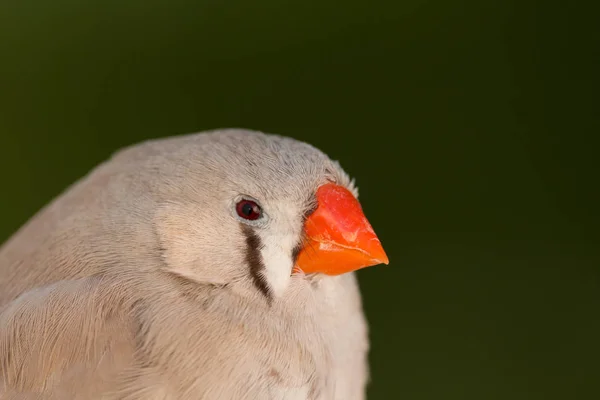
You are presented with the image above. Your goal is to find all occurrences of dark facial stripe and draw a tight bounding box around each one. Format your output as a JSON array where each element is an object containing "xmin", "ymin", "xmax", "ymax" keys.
[{"xmin": 240, "ymin": 224, "xmax": 272, "ymax": 303}]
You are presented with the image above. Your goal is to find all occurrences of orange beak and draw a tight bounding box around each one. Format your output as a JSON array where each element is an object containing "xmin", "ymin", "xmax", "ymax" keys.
[{"xmin": 295, "ymin": 183, "xmax": 389, "ymax": 275}]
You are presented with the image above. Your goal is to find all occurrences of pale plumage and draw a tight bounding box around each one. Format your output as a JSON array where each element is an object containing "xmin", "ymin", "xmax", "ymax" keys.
[{"xmin": 0, "ymin": 129, "xmax": 385, "ymax": 399}]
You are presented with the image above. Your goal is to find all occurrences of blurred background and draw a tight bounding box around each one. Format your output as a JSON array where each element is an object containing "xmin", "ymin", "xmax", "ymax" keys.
[{"xmin": 1, "ymin": 0, "xmax": 598, "ymax": 398}]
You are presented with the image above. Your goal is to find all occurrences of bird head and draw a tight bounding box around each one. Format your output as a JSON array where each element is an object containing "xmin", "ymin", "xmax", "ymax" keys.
[{"xmin": 109, "ymin": 129, "xmax": 388, "ymax": 302}]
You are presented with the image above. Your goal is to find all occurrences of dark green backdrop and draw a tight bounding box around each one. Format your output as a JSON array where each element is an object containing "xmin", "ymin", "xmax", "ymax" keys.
[{"xmin": 1, "ymin": 1, "xmax": 598, "ymax": 399}]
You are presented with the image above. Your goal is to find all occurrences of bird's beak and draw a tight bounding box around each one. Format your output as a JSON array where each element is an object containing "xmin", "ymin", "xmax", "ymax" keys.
[{"xmin": 295, "ymin": 183, "xmax": 389, "ymax": 275}]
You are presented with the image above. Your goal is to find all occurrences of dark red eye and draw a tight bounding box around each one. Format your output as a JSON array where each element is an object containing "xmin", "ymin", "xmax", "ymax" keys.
[{"xmin": 236, "ymin": 199, "xmax": 262, "ymax": 220}]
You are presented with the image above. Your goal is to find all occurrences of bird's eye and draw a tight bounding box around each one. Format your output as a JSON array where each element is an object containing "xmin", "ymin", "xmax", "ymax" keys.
[{"xmin": 236, "ymin": 199, "xmax": 262, "ymax": 221}]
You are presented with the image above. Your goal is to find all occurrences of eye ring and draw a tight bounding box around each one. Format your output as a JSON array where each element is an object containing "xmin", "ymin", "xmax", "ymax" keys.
[{"xmin": 235, "ymin": 199, "xmax": 262, "ymax": 221}]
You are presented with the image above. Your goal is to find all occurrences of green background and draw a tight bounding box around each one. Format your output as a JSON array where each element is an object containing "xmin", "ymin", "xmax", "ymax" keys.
[{"xmin": 1, "ymin": 1, "xmax": 598, "ymax": 398}]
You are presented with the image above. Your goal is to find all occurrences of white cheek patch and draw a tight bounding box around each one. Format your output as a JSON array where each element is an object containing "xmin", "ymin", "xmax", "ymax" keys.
[{"xmin": 260, "ymin": 232, "xmax": 296, "ymax": 298}]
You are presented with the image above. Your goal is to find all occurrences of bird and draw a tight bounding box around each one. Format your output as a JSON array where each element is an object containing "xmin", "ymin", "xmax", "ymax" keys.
[{"xmin": 0, "ymin": 128, "xmax": 388, "ymax": 399}]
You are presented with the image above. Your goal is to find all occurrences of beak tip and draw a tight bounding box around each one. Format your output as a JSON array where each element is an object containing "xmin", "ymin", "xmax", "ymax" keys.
[
  {"xmin": 374, "ymin": 255, "xmax": 390, "ymax": 266},
  {"xmin": 369, "ymin": 241, "xmax": 389, "ymax": 266}
]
